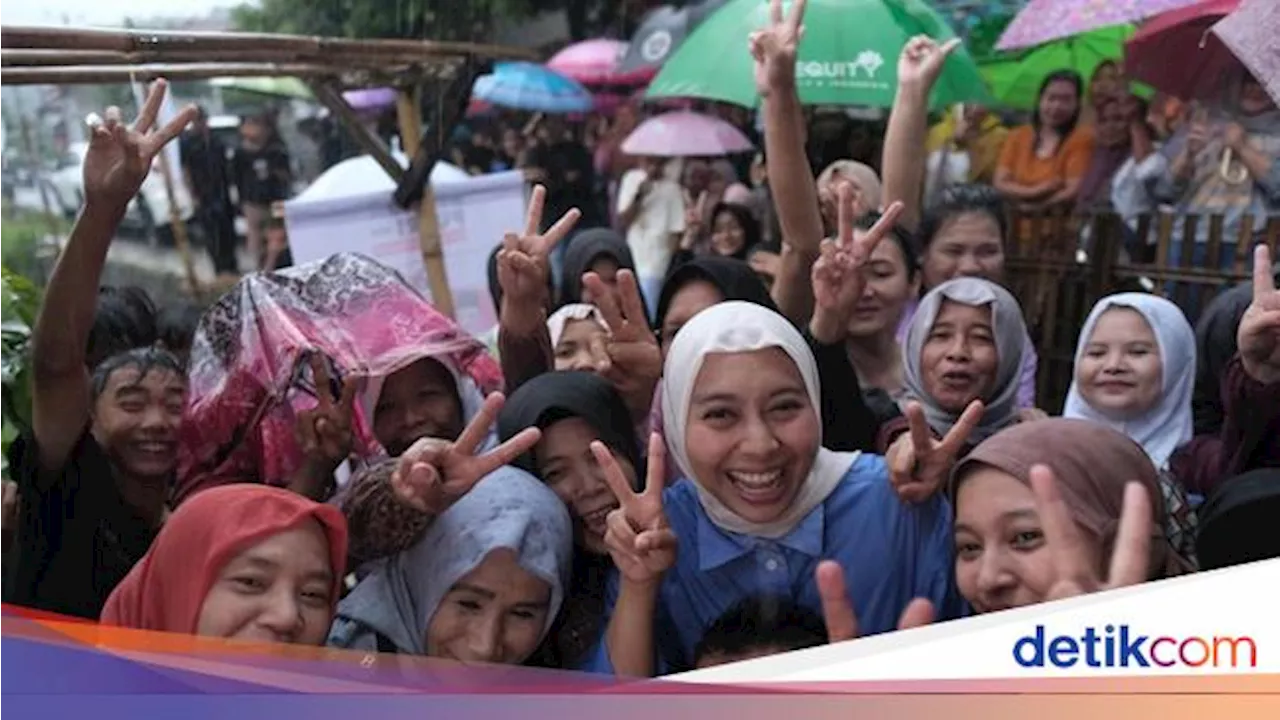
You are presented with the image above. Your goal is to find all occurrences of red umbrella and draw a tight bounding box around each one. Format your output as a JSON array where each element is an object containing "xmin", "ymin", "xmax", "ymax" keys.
[{"xmin": 1125, "ymin": 0, "xmax": 1241, "ymax": 100}]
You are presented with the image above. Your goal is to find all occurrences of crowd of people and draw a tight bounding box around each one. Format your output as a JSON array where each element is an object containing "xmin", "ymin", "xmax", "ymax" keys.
[{"xmin": 3, "ymin": 0, "xmax": 1279, "ymax": 679}]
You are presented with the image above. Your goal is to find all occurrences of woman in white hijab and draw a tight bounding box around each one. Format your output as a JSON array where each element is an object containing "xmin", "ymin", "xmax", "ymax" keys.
[
  {"xmin": 328, "ymin": 465, "xmax": 573, "ymax": 663},
  {"xmin": 580, "ymin": 301, "xmax": 960, "ymax": 676},
  {"xmin": 1064, "ymin": 293, "xmax": 1199, "ymax": 565}
]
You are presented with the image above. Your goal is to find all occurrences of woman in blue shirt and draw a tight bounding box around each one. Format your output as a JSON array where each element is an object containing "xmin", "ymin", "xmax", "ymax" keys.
[{"xmin": 583, "ymin": 300, "xmax": 962, "ymax": 676}]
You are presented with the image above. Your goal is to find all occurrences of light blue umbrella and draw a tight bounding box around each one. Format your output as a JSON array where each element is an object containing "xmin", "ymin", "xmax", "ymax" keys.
[{"xmin": 471, "ymin": 62, "xmax": 594, "ymax": 113}]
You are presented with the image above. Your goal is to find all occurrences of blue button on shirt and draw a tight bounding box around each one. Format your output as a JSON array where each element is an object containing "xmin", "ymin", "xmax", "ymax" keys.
[{"xmin": 580, "ymin": 453, "xmax": 962, "ymax": 674}]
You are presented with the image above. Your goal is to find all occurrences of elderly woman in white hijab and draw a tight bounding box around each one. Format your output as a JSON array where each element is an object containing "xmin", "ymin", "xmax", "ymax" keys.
[
  {"xmin": 577, "ymin": 301, "xmax": 960, "ymax": 677},
  {"xmin": 880, "ymin": 277, "xmax": 1032, "ymax": 504},
  {"xmin": 328, "ymin": 466, "xmax": 573, "ymax": 663},
  {"xmin": 1064, "ymin": 293, "xmax": 1200, "ymax": 566}
]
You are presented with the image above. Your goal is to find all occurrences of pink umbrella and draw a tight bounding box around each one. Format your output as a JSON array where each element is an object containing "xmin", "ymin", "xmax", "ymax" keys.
[
  {"xmin": 1212, "ymin": 0, "xmax": 1280, "ymax": 105},
  {"xmin": 548, "ymin": 39, "xmax": 656, "ymax": 85},
  {"xmin": 620, "ymin": 110, "xmax": 754, "ymax": 158},
  {"xmin": 997, "ymin": 0, "xmax": 1207, "ymax": 51},
  {"xmin": 1125, "ymin": 0, "xmax": 1241, "ymax": 101}
]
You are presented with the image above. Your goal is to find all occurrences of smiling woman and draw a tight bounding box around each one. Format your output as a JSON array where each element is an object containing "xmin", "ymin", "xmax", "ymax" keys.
[
  {"xmin": 100, "ymin": 484, "xmax": 348, "ymax": 646},
  {"xmin": 328, "ymin": 465, "xmax": 573, "ymax": 664},
  {"xmin": 581, "ymin": 301, "xmax": 962, "ymax": 675}
]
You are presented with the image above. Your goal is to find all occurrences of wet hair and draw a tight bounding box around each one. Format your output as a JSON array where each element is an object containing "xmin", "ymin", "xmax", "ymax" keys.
[
  {"xmin": 693, "ymin": 596, "xmax": 827, "ymax": 667},
  {"xmin": 87, "ymin": 286, "xmax": 158, "ymax": 370},
  {"xmin": 917, "ymin": 183, "xmax": 1008, "ymax": 251},
  {"xmin": 1033, "ymin": 70, "xmax": 1084, "ymax": 141},
  {"xmin": 156, "ymin": 302, "xmax": 205, "ymax": 360},
  {"xmin": 90, "ymin": 345, "xmax": 186, "ymax": 400},
  {"xmin": 857, "ymin": 210, "xmax": 919, "ymax": 279}
]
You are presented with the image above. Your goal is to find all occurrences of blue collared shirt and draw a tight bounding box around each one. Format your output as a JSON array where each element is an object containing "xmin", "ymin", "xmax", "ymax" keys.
[{"xmin": 579, "ymin": 453, "xmax": 962, "ymax": 674}]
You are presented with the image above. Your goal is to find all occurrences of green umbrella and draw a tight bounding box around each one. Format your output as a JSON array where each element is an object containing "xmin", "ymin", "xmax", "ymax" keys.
[
  {"xmin": 646, "ymin": 0, "xmax": 989, "ymax": 109},
  {"xmin": 978, "ymin": 25, "xmax": 1135, "ymax": 111}
]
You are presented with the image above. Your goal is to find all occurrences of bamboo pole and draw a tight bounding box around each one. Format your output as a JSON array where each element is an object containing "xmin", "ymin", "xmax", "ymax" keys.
[
  {"xmin": 396, "ymin": 86, "xmax": 456, "ymax": 320},
  {"xmin": 0, "ymin": 63, "xmax": 334, "ymax": 85},
  {"xmin": 306, "ymin": 81, "xmax": 404, "ymax": 183},
  {"xmin": 153, "ymin": 146, "xmax": 201, "ymax": 298},
  {"xmin": 0, "ymin": 25, "xmax": 536, "ymax": 63}
]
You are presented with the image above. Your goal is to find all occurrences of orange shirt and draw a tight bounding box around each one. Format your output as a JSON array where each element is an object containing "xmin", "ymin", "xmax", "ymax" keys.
[{"xmin": 997, "ymin": 124, "xmax": 1096, "ymax": 188}]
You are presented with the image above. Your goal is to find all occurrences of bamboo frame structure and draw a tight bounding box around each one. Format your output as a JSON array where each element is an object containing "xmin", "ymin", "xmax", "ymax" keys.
[{"xmin": 0, "ymin": 25, "xmax": 527, "ymax": 316}]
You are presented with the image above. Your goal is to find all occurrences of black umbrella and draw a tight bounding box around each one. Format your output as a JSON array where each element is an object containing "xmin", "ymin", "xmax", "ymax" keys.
[{"xmin": 617, "ymin": 0, "xmax": 730, "ymax": 77}]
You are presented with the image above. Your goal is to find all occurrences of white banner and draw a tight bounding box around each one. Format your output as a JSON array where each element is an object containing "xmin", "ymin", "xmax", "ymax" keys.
[
  {"xmin": 285, "ymin": 168, "xmax": 527, "ymax": 339},
  {"xmin": 673, "ymin": 559, "xmax": 1280, "ymax": 682}
]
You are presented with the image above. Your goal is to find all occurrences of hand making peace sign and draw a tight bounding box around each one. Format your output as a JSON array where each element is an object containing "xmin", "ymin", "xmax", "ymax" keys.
[
  {"xmin": 1238, "ymin": 244, "xmax": 1280, "ymax": 386},
  {"xmin": 593, "ymin": 433, "xmax": 677, "ymax": 586},
  {"xmin": 896, "ymin": 35, "xmax": 962, "ymax": 95},
  {"xmin": 295, "ymin": 353, "xmax": 360, "ymax": 475},
  {"xmin": 496, "ymin": 184, "xmax": 581, "ymax": 310},
  {"xmin": 581, "ymin": 269, "xmax": 663, "ymax": 419},
  {"xmin": 83, "ymin": 78, "xmax": 196, "ymax": 209},
  {"xmin": 1029, "ymin": 464, "xmax": 1153, "ymax": 600},
  {"xmin": 809, "ymin": 189, "xmax": 906, "ymax": 343},
  {"xmin": 749, "ymin": 0, "xmax": 806, "ymax": 98},
  {"xmin": 887, "ymin": 399, "xmax": 984, "ymax": 504},
  {"xmin": 390, "ymin": 393, "xmax": 542, "ymax": 514},
  {"xmin": 816, "ymin": 561, "xmax": 935, "ymax": 644}
]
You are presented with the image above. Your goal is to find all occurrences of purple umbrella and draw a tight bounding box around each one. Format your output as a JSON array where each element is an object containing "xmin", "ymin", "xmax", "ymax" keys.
[
  {"xmin": 620, "ymin": 110, "xmax": 754, "ymax": 158},
  {"xmin": 342, "ymin": 87, "xmax": 398, "ymax": 111},
  {"xmin": 548, "ymin": 38, "xmax": 656, "ymax": 85},
  {"xmin": 1213, "ymin": 0, "xmax": 1280, "ymax": 105},
  {"xmin": 997, "ymin": 0, "xmax": 1206, "ymax": 51}
]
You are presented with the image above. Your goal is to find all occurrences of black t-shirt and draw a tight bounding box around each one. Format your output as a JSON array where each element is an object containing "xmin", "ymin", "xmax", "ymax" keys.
[
  {"xmin": 179, "ymin": 130, "xmax": 231, "ymax": 205},
  {"xmin": 233, "ymin": 141, "xmax": 292, "ymax": 205},
  {"xmin": 6, "ymin": 430, "xmax": 159, "ymax": 620}
]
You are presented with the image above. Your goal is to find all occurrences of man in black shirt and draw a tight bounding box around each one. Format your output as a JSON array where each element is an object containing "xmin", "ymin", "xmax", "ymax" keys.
[
  {"xmin": 232, "ymin": 115, "xmax": 293, "ymax": 271},
  {"xmin": 7, "ymin": 81, "xmax": 194, "ymax": 620},
  {"xmin": 180, "ymin": 107, "xmax": 238, "ymax": 276}
]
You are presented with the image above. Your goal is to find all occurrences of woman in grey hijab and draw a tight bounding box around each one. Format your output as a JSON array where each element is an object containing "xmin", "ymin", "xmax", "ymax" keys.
[
  {"xmin": 328, "ymin": 465, "xmax": 573, "ymax": 663},
  {"xmin": 879, "ymin": 277, "xmax": 1032, "ymax": 503}
]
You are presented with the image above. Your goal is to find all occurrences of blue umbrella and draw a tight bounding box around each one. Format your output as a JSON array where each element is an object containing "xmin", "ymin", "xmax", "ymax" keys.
[{"xmin": 471, "ymin": 61, "xmax": 594, "ymax": 113}]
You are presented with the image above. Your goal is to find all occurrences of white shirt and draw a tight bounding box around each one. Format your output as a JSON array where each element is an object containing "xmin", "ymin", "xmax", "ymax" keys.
[{"xmin": 617, "ymin": 167, "xmax": 686, "ymax": 278}]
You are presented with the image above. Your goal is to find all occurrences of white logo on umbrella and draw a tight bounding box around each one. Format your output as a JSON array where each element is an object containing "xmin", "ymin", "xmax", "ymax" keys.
[
  {"xmin": 642, "ymin": 30, "xmax": 673, "ymax": 62},
  {"xmin": 797, "ymin": 51, "xmax": 886, "ymax": 80}
]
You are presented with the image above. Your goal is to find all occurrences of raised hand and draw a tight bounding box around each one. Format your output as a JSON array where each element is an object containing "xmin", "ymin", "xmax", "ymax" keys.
[
  {"xmin": 897, "ymin": 35, "xmax": 962, "ymax": 94},
  {"xmin": 594, "ymin": 433, "xmax": 677, "ymax": 586},
  {"xmin": 1029, "ymin": 464, "xmax": 1152, "ymax": 601},
  {"xmin": 887, "ymin": 399, "xmax": 984, "ymax": 503},
  {"xmin": 749, "ymin": 0, "xmax": 806, "ymax": 97},
  {"xmin": 83, "ymin": 78, "xmax": 196, "ymax": 210},
  {"xmin": 1223, "ymin": 122, "xmax": 1247, "ymax": 152},
  {"xmin": 809, "ymin": 191, "xmax": 905, "ymax": 343},
  {"xmin": 496, "ymin": 184, "xmax": 581, "ymax": 310},
  {"xmin": 295, "ymin": 353, "xmax": 360, "ymax": 474},
  {"xmin": 816, "ymin": 561, "xmax": 935, "ymax": 644},
  {"xmin": 390, "ymin": 393, "xmax": 542, "ymax": 513},
  {"xmin": 1238, "ymin": 244, "xmax": 1280, "ymax": 385},
  {"xmin": 1185, "ymin": 111, "xmax": 1211, "ymax": 157},
  {"xmin": 681, "ymin": 190, "xmax": 709, "ymax": 249},
  {"xmin": 581, "ymin": 268, "xmax": 662, "ymax": 419}
]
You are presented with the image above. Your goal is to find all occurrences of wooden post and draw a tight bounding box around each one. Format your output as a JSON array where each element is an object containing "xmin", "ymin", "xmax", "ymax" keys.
[
  {"xmin": 396, "ymin": 85, "xmax": 456, "ymax": 319},
  {"xmin": 154, "ymin": 149, "xmax": 201, "ymax": 297}
]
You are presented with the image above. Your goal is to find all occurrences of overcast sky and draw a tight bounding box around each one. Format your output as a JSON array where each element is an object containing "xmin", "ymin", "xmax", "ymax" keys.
[{"xmin": 2, "ymin": 0, "xmax": 244, "ymax": 27}]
